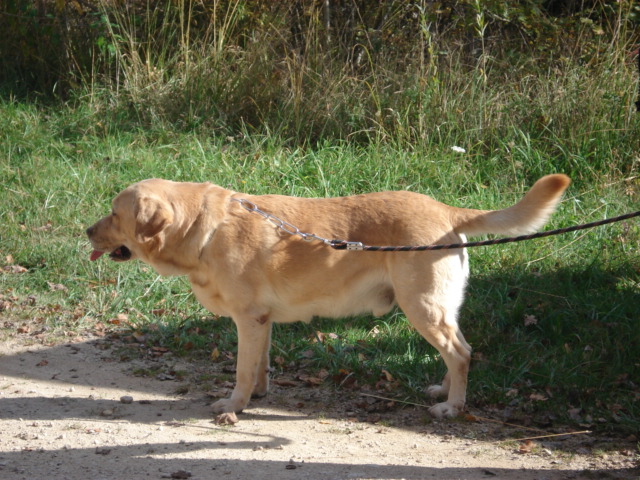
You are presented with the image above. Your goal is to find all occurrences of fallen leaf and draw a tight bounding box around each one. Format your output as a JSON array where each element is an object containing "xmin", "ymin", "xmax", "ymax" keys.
[
  {"xmin": 381, "ymin": 369, "xmax": 394, "ymax": 382},
  {"xmin": 299, "ymin": 374, "xmax": 323, "ymax": 386},
  {"xmin": 463, "ymin": 413, "xmax": 479, "ymax": 422},
  {"xmin": 518, "ymin": 440, "xmax": 536, "ymax": 454},
  {"xmin": 132, "ymin": 331, "xmax": 146, "ymax": 343},
  {"xmin": 214, "ymin": 412, "xmax": 238, "ymax": 425},
  {"xmin": 272, "ymin": 379, "xmax": 299, "ymax": 387},
  {"xmin": 34, "ymin": 221, "xmax": 53, "ymax": 232},
  {"xmin": 301, "ymin": 349, "xmax": 315, "ymax": 359},
  {"xmin": 523, "ymin": 314, "xmax": 538, "ymax": 326},
  {"xmin": 4, "ymin": 265, "xmax": 27, "ymax": 274},
  {"xmin": 47, "ymin": 282, "xmax": 68, "ymax": 292},
  {"xmin": 36, "ymin": 360, "xmax": 49, "ymax": 367},
  {"xmin": 529, "ymin": 393, "xmax": 548, "ymax": 402}
]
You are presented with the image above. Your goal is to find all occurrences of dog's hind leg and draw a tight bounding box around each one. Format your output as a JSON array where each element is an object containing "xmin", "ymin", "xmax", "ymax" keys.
[
  {"xmin": 393, "ymin": 253, "xmax": 471, "ymax": 418},
  {"xmin": 401, "ymin": 301, "xmax": 471, "ymax": 418}
]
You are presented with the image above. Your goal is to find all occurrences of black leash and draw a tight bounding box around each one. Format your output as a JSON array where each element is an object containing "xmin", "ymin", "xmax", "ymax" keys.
[
  {"xmin": 329, "ymin": 210, "xmax": 640, "ymax": 251},
  {"xmin": 636, "ymin": 45, "xmax": 640, "ymax": 112}
]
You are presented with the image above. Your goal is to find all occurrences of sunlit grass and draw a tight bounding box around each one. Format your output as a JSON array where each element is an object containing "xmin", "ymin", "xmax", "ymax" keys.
[{"xmin": 1, "ymin": 41, "xmax": 638, "ymax": 435}]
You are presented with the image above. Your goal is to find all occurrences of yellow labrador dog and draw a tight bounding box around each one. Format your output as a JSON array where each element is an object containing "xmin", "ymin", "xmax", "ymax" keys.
[{"xmin": 86, "ymin": 174, "xmax": 570, "ymax": 418}]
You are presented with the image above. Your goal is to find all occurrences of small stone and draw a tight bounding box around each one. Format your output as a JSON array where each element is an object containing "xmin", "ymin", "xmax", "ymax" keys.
[
  {"xmin": 120, "ymin": 395, "xmax": 134, "ymax": 404},
  {"xmin": 170, "ymin": 471, "xmax": 192, "ymax": 479}
]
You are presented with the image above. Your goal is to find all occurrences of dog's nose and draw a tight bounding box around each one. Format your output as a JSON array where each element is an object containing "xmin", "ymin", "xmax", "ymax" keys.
[{"xmin": 86, "ymin": 225, "xmax": 95, "ymax": 237}]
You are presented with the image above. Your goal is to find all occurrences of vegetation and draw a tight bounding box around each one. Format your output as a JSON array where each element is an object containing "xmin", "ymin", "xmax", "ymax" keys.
[{"xmin": 1, "ymin": 0, "xmax": 639, "ymax": 434}]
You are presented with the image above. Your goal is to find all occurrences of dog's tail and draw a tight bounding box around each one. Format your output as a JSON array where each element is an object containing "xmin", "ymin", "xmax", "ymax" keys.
[{"xmin": 453, "ymin": 174, "xmax": 571, "ymax": 236}]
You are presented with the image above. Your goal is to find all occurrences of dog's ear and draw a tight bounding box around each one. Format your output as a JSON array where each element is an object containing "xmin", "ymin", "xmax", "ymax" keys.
[{"xmin": 134, "ymin": 195, "xmax": 174, "ymax": 243}]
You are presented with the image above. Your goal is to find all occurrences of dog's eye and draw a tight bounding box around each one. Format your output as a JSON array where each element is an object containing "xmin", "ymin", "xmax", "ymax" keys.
[{"xmin": 111, "ymin": 211, "xmax": 117, "ymax": 217}]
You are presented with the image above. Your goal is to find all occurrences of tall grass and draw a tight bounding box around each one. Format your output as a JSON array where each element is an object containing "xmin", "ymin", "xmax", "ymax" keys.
[{"xmin": 86, "ymin": 0, "xmax": 639, "ymax": 150}]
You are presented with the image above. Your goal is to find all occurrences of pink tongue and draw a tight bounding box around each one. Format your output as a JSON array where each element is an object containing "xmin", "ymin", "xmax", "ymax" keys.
[{"xmin": 90, "ymin": 250, "xmax": 106, "ymax": 261}]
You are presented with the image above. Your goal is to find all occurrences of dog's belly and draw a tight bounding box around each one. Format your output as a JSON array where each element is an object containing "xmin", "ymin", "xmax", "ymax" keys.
[
  {"xmin": 190, "ymin": 276, "xmax": 396, "ymax": 323},
  {"xmin": 267, "ymin": 281, "xmax": 396, "ymax": 323}
]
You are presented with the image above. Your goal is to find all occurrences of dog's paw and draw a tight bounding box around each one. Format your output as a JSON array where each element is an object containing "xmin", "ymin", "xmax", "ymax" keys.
[
  {"xmin": 426, "ymin": 384, "xmax": 447, "ymax": 398},
  {"xmin": 251, "ymin": 378, "xmax": 269, "ymax": 398},
  {"xmin": 428, "ymin": 402, "xmax": 461, "ymax": 419},
  {"xmin": 251, "ymin": 389, "xmax": 268, "ymax": 399},
  {"xmin": 211, "ymin": 398, "xmax": 245, "ymax": 414}
]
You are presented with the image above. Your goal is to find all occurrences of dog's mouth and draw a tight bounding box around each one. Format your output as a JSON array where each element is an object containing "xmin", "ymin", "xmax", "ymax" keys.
[{"xmin": 90, "ymin": 246, "xmax": 132, "ymax": 262}]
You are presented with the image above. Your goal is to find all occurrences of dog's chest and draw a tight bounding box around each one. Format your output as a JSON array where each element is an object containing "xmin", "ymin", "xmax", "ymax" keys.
[{"xmin": 189, "ymin": 276, "xmax": 234, "ymax": 317}]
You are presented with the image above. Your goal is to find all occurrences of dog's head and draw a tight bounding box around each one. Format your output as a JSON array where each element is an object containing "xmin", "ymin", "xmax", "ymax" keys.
[{"xmin": 86, "ymin": 179, "xmax": 175, "ymax": 265}]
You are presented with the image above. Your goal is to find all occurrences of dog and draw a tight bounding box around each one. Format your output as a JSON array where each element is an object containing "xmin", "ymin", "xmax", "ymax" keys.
[{"xmin": 86, "ymin": 174, "xmax": 570, "ymax": 418}]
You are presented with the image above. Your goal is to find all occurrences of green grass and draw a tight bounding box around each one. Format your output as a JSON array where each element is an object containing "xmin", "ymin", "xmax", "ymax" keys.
[{"xmin": 1, "ymin": 54, "xmax": 639, "ymax": 436}]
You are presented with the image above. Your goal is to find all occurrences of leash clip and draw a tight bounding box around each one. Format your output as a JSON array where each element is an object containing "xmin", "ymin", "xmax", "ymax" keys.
[{"xmin": 345, "ymin": 241, "xmax": 364, "ymax": 251}]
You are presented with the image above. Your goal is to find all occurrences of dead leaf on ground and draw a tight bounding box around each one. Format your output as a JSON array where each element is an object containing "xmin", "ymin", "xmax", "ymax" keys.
[
  {"xmin": 313, "ymin": 331, "xmax": 339, "ymax": 344},
  {"xmin": 518, "ymin": 439, "xmax": 536, "ymax": 454},
  {"xmin": 272, "ymin": 379, "xmax": 299, "ymax": 387},
  {"xmin": 300, "ymin": 349, "xmax": 315, "ymax": 359},
  {"xmin": 529, "ymin": 393, "xmax": 548, "ymax": 402},
  {"xmin": 108, "ymin": 313, "xmax": 129, "ymax": 325},
  {"xmin": 17, "ymin": 325, "xmax": 31, "ymax": 334},
  {"xmin": 297, "ymin": 374, "xmax": 324, "ymax": 387},
  {"xmin": 34, "ymin": 221, "xmax": 53, "ymax": 232},
  {"xmin": 463, "ymin": 413, "xmax": 479, "ymax": 422},
  {"xmin": 523, "ymin": 314, "xmax": 538, "ymax": 326},
  {"xmin": 47, "ymin": 282, "xmax": 68, "ymax": 292},
  {"xmin": 3, "ymin": 265, "xmax": 27, "ymax": 274},
  {"xmin": 381, "ymin": 369, "xmax": 394, "ymax": 382},
  {"xmin": 131, "ymin": 331, "xmax": 146, "ymax": 343},
  {"xmin": 214, "ymin": 412, "xmax": 238, "ymax": 425}
]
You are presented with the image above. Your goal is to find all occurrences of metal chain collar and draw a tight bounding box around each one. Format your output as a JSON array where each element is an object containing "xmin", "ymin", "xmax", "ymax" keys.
[{"xmin": 231, "ymin": 198, "xmax": 364, "ymax": 250}]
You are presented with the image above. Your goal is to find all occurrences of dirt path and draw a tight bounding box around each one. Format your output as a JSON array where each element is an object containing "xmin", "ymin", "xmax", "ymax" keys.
[{"xmin": 0, "ymin": 336, "xmax": 637, "ymax": 480}]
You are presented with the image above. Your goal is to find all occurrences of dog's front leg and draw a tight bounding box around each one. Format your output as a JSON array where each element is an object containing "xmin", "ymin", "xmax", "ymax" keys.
[
  {"xmin": 252, "ymin": 320, "xmax": 273, "ymax": 398},
  {"xmin": 211, "ymin": 314, "xmax": 272, "ymax": 414}
]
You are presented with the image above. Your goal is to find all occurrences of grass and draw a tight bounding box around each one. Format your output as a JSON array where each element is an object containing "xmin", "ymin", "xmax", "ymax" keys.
[
  {"xmin": 1, "ymin": 95, "xmax": 638, "ymax": 435},
  {"xmin": 1, "ymin": 10, "xmax": 639, "ymax": 435}
]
